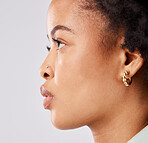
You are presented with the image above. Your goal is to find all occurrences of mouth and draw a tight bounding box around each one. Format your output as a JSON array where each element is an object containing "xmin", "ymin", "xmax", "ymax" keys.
[{"xmin": 40, "ymin": 85, "xmax": 54, "ymax": 109}]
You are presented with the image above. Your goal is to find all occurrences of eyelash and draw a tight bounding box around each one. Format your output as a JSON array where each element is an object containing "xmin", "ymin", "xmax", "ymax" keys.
[
  {"xmin": 46, "ymin": 38, "xmax": 64, "ymax": 52},
  {"xmin": 46, "ymin": 46, "xmax": 51, "ymax": 52}
]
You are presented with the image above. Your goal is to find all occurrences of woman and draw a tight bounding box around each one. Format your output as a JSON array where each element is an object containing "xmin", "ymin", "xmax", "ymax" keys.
[{"xmin": 40, "ymin": 0, "xmax": 148, "ymax": 142}]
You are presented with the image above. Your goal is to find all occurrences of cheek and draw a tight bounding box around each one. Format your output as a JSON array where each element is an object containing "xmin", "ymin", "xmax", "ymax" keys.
[
  {"xmin": 54, "ymin": 46, "xmax": 103, "ymax": 95},
  {"xmin": 51, "ymin": 47, "xmax": 112, "ymax": 129}
]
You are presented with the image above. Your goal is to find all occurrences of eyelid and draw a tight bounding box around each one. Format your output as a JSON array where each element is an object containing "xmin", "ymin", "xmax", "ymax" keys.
[
  {"xmin": 46, "ymin": 38, "xmax": 60, "ymax": 50},
  {"xmin": 52, "ymin": 37, "xmax": 57, "ymax": 42},
  {"xmin": 52, "ymin": 37, "xmax": 64, "ymax": 44},
  {"xmin": 52, "ymin": 37, "xmax": 68, "ymax": 45}
]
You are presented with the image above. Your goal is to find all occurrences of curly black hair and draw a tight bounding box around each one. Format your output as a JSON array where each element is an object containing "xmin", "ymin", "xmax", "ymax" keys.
[{"xmin": 80, "ymin": 0, "xmax": 148, "ymax": 82}]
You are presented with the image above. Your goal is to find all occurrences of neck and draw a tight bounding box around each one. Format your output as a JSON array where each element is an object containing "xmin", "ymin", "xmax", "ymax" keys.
[{"xmin": 88, "ymin": 86, "xmax": 148, "ymax": 143}]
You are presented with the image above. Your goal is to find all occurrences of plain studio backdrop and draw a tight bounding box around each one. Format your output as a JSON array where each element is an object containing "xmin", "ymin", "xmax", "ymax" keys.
[{"xmin": 0, "ymin": 0, "xmax": 94, "ymax": 143}]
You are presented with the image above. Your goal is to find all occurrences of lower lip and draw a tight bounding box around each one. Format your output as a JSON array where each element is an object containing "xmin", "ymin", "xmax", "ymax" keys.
[{"xmin": 43, "ymin": 96, "xmax": 54, "ymax": 109}]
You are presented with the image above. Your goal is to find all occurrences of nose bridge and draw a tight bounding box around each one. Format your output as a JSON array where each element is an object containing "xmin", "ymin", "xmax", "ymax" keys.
[{"xmin": 40, "ymin": 52, "xmax": 55, "ymax": 80}]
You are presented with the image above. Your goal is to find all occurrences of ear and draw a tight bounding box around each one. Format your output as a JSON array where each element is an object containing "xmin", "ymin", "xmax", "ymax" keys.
[{"xmin": 120, "ymin": 48, "xmax": 144, "ymax": 78}]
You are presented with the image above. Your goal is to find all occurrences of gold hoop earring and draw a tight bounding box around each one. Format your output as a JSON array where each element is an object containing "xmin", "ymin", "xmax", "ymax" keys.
[{"xmin": 122, "ymin": 71, "xmax": 132, "ymax": 87}]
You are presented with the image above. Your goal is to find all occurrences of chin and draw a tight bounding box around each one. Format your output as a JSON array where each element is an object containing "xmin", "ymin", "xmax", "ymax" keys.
[{"xmin": 50, "ymin": 110, "xmax": 85, "ymax": 130}]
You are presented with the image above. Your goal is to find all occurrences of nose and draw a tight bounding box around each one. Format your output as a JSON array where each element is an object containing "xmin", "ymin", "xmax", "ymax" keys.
[{"xmin": 40, "ymin": 65, "xmax": 54, "ymax": 80}]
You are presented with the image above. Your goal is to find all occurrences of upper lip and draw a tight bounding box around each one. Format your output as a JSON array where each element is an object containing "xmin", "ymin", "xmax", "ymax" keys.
[{"xmin": 40, "ymin": 85, "xmax": 54, "ymax": 97}]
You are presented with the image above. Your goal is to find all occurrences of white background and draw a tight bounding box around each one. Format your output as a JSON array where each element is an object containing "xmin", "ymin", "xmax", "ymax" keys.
[{"xmin": 0, "ymin": 0, "xmax": 94, "ymax": 143}]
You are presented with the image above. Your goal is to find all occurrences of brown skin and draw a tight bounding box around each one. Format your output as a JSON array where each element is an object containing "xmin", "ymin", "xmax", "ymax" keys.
[{"xmin": 40, "ymin": 0, "xmax": 148, "ymax": 142}]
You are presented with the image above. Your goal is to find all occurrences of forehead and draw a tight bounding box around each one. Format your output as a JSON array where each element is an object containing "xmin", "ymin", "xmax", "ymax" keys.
[
  {"xmin": 47, "ymin": 0, "xmax": 77, "ymax": 27},
  {"xmin": 49, "ymin": 0, "xmax": 76, "ymax": 10},
  {"xmin": 47, "ymin": 0, "xmax": 109, "ymax": 38}
]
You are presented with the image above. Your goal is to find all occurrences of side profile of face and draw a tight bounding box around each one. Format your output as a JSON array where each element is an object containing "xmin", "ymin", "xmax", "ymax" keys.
[{"xmin": 40, "ymin": 0, "xmax": 125, "ymax": 130}]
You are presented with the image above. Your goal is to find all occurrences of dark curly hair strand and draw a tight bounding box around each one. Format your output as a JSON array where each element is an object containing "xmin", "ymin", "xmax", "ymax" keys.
[{"xmin": 81, "ymin": 0, "xmax": 148, "ymax": 82}]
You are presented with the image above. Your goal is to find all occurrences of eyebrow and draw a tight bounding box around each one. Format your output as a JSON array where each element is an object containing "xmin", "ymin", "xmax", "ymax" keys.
[{"xmin": 47, "ymin": 25, "xmax": 74, "ymax": 39}]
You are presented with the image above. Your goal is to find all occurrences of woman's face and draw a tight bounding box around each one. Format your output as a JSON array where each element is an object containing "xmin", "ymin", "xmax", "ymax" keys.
[{"xmin": 40, "ymin": 0, "xmax": 123, "ymax": 129}]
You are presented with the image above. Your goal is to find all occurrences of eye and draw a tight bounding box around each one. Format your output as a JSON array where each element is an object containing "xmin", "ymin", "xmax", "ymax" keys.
[{"xmin": 52, "ymin": 38, "xmax": 66, "ymax": 50}]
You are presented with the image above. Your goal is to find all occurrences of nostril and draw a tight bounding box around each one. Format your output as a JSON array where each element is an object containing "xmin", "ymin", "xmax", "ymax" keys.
[{"xmin": 44, "ymin": 73, "xmax": 49, "ymax": 78}]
